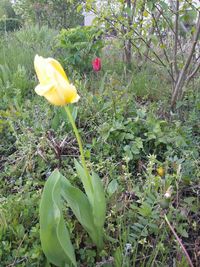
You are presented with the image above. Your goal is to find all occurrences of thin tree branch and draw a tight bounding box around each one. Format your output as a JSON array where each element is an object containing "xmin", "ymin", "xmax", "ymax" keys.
[
  {"xmin": 144, "ymin": 10, "xmax": 161, "ymax": 60},
  {"xmin": 155, "ymin": 4, "xmax": 184, "ymax": 59},
  {"xmin": 171, "ymin": 11, "xmax": 200, "ymax": 107},
  {"xmin": 174, "ymin": 0, "xmax": 179, "ymax": 79},
  {"xmin": 186, "ymin": 60, "xmax": 200, "ymax": 85},
  {"xmin": 151, "ymin": 12, "xmax": 174, "ymax": 82},
  {"xmin": 91, "ymin": 5, "xmax": 167, "ymax": 68},
  {"xmin": 185, "ymin": 0, "xmax": 200, "ymax": 13},
  {"xmin": 164, "ymin": 215, "xmax": 194, "ymax": 267}
]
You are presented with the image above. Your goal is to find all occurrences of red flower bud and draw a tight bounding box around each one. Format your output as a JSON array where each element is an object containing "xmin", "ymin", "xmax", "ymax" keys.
[{"xmin": 92, "ymin": 57, "xmax": 101, "ymax": 72}]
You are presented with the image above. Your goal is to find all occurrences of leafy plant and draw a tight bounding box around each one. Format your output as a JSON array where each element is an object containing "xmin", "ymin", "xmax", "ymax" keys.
[{"xmin": 56, "ymin": 26, "xmax": 104, "ymax": 74}]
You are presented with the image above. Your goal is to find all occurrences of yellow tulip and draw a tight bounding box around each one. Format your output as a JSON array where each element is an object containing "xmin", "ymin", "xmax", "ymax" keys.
[
  {"xmin": 157, "ymin": 166, "xmax": 165, "ymax": 177},
  {"xmin": 34, "ymin": 55, "xmax": 80, "ymax": 106}
]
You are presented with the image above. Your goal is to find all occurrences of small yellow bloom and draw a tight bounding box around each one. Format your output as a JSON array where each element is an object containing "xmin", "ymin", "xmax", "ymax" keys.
[
  {"xmin": 34, "ymin": 55, "xmax": 80, "ymax": 106},
  {"xmin": 157, "ymin": 166, "xmax": 165, "ymax": 177}
]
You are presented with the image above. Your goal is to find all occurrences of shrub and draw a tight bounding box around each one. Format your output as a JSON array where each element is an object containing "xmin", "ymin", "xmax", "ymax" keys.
[{"xmin": 56, "ymin": 26, "xmax": 104, "ymax": 74}]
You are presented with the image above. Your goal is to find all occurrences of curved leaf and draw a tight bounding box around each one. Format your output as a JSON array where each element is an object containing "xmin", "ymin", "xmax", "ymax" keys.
[
  {"xmin": 74, "ymin": 159, "xmax": 93, "ymax": 203},
  {"xmin": 91, "ymin": 172, "xmax": 106, "ymax": 249},
  {"xmin": 74, "ymin": 160, "xmax": 106, "ymax": 250},
  {"xmin": 60, "ymin": 175, "xmax": 98, "ymax": 246},
  {"xmin": 91, "ymin": 172, "xmax": 106, "ymax": 228},
  {"xmin": 39, "ymin": 169, "xmax": 77, "ymax": 267}
]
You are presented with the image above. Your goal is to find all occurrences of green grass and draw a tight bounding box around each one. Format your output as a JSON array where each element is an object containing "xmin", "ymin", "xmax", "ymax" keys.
[{"xmin": 0, "ymin": 25, "xmax": 57, "ymax": 74}]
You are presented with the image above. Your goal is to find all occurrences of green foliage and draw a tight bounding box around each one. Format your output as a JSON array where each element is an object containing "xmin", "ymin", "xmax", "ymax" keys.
[
  {"xmin": 0, "ymin": 25, "xmax": 57, "ymax": 74},
  {"xmin": 0, "ymin": 0, "xmax": 21, "ymax": 32},
  {"xmin": 0, "ymin": 181, "xmax": 45, "ymax": 266},
  {"xmin": 40, "ymin": 162, "xmax": 106, "ymax": 265},
  {"xmin": 56, "ymin": 26, "xmax": 104, "ymax": 74},
  {"xmin": 95, "ymin": 103, "xmax": 196, "ymax": 169},
  {"xmin": 85, "ymin": 0, "xmax": 200, "ymax": 106},
  {"xmin": 0, "ymin": 22, "xmax": 199, "ymax": 267},
  {"xmin": 14, "ymin": 0, "xmax": 84, "ymax": 29}
]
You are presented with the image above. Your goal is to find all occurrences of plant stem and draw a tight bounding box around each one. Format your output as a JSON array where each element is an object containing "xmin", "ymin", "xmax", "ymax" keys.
[
  {"xmin": 64, "ymin": 105, "xmax": 93, "ymax": 192},
  {"xmin": 164, "ymin": 214, "xmax": 194, "ymax": 267}
]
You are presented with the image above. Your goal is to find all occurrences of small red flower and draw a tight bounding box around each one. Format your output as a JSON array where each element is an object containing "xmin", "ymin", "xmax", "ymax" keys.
[{"xmin": 92, "ymin": 57, "xmax": 101, "ymax": 72}]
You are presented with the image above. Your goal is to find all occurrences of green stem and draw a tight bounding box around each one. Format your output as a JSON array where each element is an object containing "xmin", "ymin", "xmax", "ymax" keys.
[{"xmin": 64, "ymin": 105, "xmax": 93, "ymax": 192}]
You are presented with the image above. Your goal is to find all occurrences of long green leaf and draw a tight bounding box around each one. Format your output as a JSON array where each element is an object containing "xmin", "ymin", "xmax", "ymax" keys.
[
  {"xmin": 60, "ymin": 175, "xmax": 99, "ymax": 246},
  {"xmin": 91, "ymin": 172, "xmax": 106, "ymax": 229},
  {"xmin": 74, "ymin": 160, "xmax": 106, "ymax": 249},
  {"xmin": 90, "ymin": 172, "xmax": 106, "ymax": 249},
  {"xmin": 39, "ymin": 169, "xmax": 77, "ymax": 267},
  {"xmin": 74, "ymin": 159, "xmax": 93, "ymax": 203}
]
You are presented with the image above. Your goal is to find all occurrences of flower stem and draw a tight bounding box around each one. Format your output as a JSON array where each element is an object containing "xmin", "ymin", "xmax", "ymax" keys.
[{"xmin": 64, "ymin": 105, "xmax": 93, "ymax": 192}]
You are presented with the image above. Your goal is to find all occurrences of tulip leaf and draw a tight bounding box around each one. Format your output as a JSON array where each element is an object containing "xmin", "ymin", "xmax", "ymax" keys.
[
  {"xmin": 74, "ymin": 160, "xmax": 106, "ymax": 250},
  {"xmin": 74, "ymin": 159, "xmax": 93, "ymax": 203},
  {"xmin": 90, "ymin": 172, "xmax": 106, "ymax": 249},
  {"xmin": 39, "ymin": 169, "xmax": 77, "ymax": 267},
  {"xmin": 91, "ymin": 172, "xmax": 106, "ymax": 228},
  {"xmin": 60, "ymin": 175, "xmax": 99, "ymax": 246}
]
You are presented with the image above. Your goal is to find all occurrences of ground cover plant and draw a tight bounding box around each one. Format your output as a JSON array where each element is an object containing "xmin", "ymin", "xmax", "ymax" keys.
[{"xmin": 0, "ymin": 1, "xmax": 200, "ymax": 267}]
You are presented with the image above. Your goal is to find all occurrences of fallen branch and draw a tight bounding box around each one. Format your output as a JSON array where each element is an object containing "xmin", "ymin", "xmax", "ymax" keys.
[{"xmin": 164, "ymin": 214, "xmax": 194, "ymax": 267}]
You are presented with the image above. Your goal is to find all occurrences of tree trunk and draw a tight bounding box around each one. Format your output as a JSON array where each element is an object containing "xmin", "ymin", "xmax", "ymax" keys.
[
  {"xmin": 124, "ymin": 40, "xmax": 132, "ymax": 67},
  {"xmin": 125, "ymin": 0, "xmax": 132, "ymax": 68},
  {"xmin": 171, "ymin": 12, "xmax": 200, "ymax": 109}
]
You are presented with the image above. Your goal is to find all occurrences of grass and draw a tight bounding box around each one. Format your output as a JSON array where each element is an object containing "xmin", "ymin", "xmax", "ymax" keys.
[
  {"xmin": 0, "ymin": 26, "xmax": 199, "ymax": 267},
  {"xmin": 0, "ymin": 25, "xmax": 57, "ymax": 75}
]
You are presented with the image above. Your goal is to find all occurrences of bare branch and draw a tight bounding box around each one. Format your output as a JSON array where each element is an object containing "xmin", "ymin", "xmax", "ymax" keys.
[
  {"xmin": 186, "ymin": 60, "xmax": 200, "ymax": 85},
  {"xmin": 155, "ymin": 4, "xmax": 184, "ymax": 60},
  {"xmin": 185, "ymin": 0, "xmax": 200, "ymax": 13},
  {"xmin": 151, "ymin": 12, "xmax": 174, "ymax": 81},
  {"xmin": 91, "ymin": 5, "xmax": 168, "ymax": 68},
  {"xmin": 171, "ymin": 11, "xmax": 200, "ymax": 108},
  {"xmin": 174, "ymin": 0, "xmax": 179, "ymax": 79},
  {"xmin": 164, "ymin": 215, "xmax": 194, "ymax": 267}
]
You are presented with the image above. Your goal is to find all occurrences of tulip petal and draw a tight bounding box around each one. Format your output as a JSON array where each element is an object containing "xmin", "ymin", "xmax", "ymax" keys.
[
  {"xmin": 34, "ymin": 55, "xmax": 80, "ymax": 106},
  {"xmin": 47, "ymin": 58, "xmax": 69, "ymax": 82},
  {"xmin": 34, "ymin": 55, "xmax": 51, "ymax": 85},
  {"xmin": 34, "ymin": 55, "xmax": 45, "ymax": 82},
  {"xmin": 35, "ymin": 83, "xmax": 54, "ymax": 96},
  {"xmin": 71, "ymin": 92, "xmax": 80, "ymax": 103},
  {"xmin": 59, "ymin": 83, "xmax": 80, "ymax": 104},
  {"xmin": 45, "ymin": 90, "xmax": 66, "ymax": 106},
  {"xmin": 46, "ymin": 64, "xmax": 79, "ymax": 104}
]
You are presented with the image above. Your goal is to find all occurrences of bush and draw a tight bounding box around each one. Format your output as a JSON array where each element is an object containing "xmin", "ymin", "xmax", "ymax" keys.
[{"xmin": 56, "ymin": 26, "xmax": 104, "ymax": 74}]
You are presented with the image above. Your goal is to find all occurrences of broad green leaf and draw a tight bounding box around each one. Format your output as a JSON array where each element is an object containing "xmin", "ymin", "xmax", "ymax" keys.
[
  {"xmin": 60, "ymin": 175, "xmax": 99, "ymax": 246},
  {"xmin": 39, "ymin": 169, "xmax": 76, "ymax": 267}
]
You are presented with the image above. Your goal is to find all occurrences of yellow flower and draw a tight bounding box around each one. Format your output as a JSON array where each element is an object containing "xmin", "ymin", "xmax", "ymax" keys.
[
  {"xmin": 157, "ymin": 166, "xmax": 165, "ymax": 177},
  {"xmin": 34, "ymin": 55, "xmax": 80, "ymax": 106}
]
